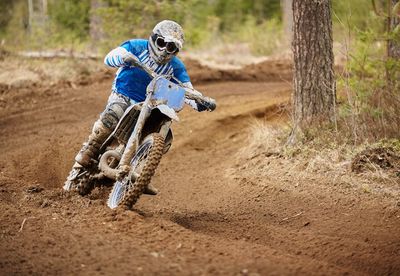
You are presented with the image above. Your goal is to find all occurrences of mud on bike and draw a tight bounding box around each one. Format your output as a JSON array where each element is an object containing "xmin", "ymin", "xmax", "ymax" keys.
[{"xmin": 63, "ymin": 60, "xmax": 216, "ymax": 209}]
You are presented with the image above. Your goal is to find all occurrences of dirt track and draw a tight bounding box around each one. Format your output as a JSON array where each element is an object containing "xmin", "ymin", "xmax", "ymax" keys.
[{"xmin": 0, "ymin": 69, "xmax": 399, "ymax": 275}]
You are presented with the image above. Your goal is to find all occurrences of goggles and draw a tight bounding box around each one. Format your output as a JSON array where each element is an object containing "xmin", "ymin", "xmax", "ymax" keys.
[{"xmin": 151, "ymin": 34, "xmax": 179, "ymax": 54}]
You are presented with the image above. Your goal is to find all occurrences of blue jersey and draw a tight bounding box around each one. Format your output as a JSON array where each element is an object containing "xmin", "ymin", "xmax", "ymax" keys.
[{"xmin": 104, "ymin": 39, "xmax": 191, "ymax": 102}]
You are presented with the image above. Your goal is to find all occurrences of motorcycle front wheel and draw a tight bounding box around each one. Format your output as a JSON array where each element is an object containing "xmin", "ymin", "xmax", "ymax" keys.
[{"xmin": 107, "ymin": 133, "xmax": 164, "ymax": 209}]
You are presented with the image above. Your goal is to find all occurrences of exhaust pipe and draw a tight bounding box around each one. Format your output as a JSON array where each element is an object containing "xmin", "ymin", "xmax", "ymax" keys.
[{"xmin": 99, "ymin": 150, "xmax": 121, "ymax": 179}]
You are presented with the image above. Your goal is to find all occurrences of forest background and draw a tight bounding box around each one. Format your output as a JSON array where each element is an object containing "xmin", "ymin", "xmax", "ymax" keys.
[{"xmin": 0, "ymin": 0, "xmax": 379, "ymax": 55}]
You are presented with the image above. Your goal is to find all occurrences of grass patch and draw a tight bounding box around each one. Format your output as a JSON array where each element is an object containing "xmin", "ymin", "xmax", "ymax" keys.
[{"xmin": 233, "ymin": 120, "xmax": 400, "ymax": 202}]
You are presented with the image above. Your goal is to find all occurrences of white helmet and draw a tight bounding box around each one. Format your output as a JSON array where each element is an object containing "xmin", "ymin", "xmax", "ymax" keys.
[{"xmin": 149, "ymin": 20, "xmax": 184, "ymax": 64}]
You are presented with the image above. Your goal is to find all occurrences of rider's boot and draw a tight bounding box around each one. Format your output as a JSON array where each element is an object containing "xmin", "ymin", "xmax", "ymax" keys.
[
  {"xmin": 71, "ymin": 118, "xmax": 159, "ymax": 196},
  {"xmin": 64, "ymin": 120, "xmax": 112, "ymax": 191},
  {"xmin": 75, "ymin": 120, "xmax": 112, "ymax": 167}
]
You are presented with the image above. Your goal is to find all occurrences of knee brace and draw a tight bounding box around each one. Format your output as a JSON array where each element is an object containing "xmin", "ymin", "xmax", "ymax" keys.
[{"xmin": 100, "ymin": 102, "xmax": 127, "ymax": 129}]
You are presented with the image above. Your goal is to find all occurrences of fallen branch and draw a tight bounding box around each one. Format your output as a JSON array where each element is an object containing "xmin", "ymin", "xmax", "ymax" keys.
[
  {"xmin": 18, "ymin": 218, "xmax": 27, "ymax": 232},
  {"xmin": 18, "ymin": 217, "xmax": 35, "ymax": 232},
  {"xmin": 280, "ymin": 211, "xmax": 304, "ymax": 222}
]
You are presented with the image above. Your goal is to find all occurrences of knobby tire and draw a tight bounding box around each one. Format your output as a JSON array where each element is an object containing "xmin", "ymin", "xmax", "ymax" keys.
[{"xmin": 122, "ymin": 133, "xmax": 164, "ymax": 209}]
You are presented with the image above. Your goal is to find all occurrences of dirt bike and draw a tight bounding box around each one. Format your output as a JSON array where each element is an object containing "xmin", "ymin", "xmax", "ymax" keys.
[{"xmin": 63, "ymin": 60, "xmax": 216, "ymax": 209}]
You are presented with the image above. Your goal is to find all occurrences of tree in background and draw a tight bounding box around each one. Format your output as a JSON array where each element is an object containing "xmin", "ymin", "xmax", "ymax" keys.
[
  {"xmin": 90, "ymin": 0, "xmax": 106, "ymax": 47},
  {"xmin": 94, "ymin": 0, "xmax": 282, "ymax": 52},
  {"xmin": 0, "ymin": 0, "xmax": 90, "ymax": 50},
  {"xmin": 387, "ymin": 0, "xmax": 400, "ymax": 99},
  {"xmin": 27, "ymin": 0, "xmax": 48, "ymax": 32},
  {"xmin": 0, "ymin": 0, "xmax": 283, "ymax": 53},
  {"xmin": 388, "ymin": 0, "xmax": 400, "ymax": 58},
  {"xmin": 0, "ymin": 1, "xmax": 17, "ymax": 36},
  {"xmin": 281, "ymin": 0, "xmax": 293, "ymax": 43},
  {"xmin": 290, "ymin": 0, "xmax": 336, "ymax": 141},
  {"xmin": 371, "ymin": 0, "xmax": 400, "ymax": 90},
  {"xmin": 388, "ymin": 0, "xmax": 400, "ymax": 90}
]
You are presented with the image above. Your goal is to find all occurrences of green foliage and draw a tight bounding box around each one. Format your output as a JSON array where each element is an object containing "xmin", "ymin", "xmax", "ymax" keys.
[
  {"xmin": 333, "ymin": 0, "xmax": 376, "ymax": 31},
  {"xmin": 48, "ymin": 0, "xmax": 90, "ymax": 41},
  {"xmin": 1, "ymin": 0, "xmax": 282, "ymax": 54},
  {"xmin": 2, "ymin": 1, "xmax": 29, "ymax": 49},
  {"xmin": 231, "ymin": 16, "xmax": 283, "ymax": 55},
  {"xmin": 0, "ymin": 0, "xmax": 397, "ymax": 59},
  {"xmin": 1, "ymin": 0, "xmax": 91, "ymax": 50},
  {"xmin": 337, "ymin": 22, "xmax": 400, "ymax": 142},
  {"xmin": 96, "ymin": 0, "xmax": 188, "ymax": 51},
  {"xmin": 332, "ymin": 0, "xmax": 400, "ymax": 143},
  {"xmin": 0, "ymin": 0, "xmax": 15, "ymax": 36},
  {"xmin": 332, "ymin": 0, "xmax": 388, "ymax": 46},
  {"xmin": 95, "ymin": 0, "xmax": 282, "ymax": 53},
  {"xmin": 214, "ymin": 0, "xmax": 280, "ymax": 32}
]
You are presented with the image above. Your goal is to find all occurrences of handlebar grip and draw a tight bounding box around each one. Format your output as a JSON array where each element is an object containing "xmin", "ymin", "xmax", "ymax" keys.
[
  {"xmin": 201, "ymin": 97, "xmax": 217, "ymax": 111},
  {"xmin": 207, "ymin": 100, "xmax": 217, "ymax": 111}
]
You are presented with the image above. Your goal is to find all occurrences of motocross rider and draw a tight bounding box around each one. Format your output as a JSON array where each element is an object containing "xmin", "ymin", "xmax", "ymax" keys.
[{"xmin": 64, "ymin": 20, "xmax": 215, "ymax": 195}]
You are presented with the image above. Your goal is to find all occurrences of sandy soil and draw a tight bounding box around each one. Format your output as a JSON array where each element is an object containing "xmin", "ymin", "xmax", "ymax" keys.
[{"xmin": 0, "ymin": 61, "xmax": 399, "ymax": 275}]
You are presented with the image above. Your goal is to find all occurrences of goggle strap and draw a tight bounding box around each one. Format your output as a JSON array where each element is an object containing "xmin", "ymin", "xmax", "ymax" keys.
[{"xmin": 151, "ymin": 33, "xmax": 158, "ymax": 42}]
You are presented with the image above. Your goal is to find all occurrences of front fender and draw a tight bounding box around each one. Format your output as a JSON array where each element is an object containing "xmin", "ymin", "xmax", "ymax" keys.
[{"xmin": 155, "ymin": 104, "xmax": 179, "ymax": 121}]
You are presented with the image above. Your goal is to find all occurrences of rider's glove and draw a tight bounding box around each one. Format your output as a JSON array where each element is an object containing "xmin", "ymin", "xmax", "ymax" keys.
[
  {"xmin": 197, "ymin": 98, "xmax": 216, "ymax": 112},
  {"xmin": 197, "ymin": 103, "xmax": 209, "ymax": 112},
  {"xmin": 206, "ymin": 99, "xmax": 217, "ymax": 111},
  {"xmin": 122, "ymin": 51, "xmax": 140, "ymax": 67}
]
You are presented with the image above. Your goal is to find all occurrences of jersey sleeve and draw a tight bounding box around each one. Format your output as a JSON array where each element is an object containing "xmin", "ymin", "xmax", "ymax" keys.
[
  {"xmin": 120, "ymin": 39, "xmax": 145, "ymax": 57},
  {"xmin": 104, "ymin": 47, "xmax": 127, "ymax": 68},
  {"xmin": 172, "ymin": 57, "xmax": 191, "ymax": 83},
  {"xmin": 104, "ymin": 39, "xmax": 146, "ymax": 68}
]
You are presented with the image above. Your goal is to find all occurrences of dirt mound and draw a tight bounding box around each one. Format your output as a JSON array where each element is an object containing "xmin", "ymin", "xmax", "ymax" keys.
[
  {"xmin": 0, "ymin": 57, "xmax": 290, "ymax": 116},
  {"xmin": 0, "ymin": 57, "xmax": 289, "ymax": 110},
  {"xmin": 0, "ymin": 55, "xmax": 114, "ymax": 98},
  {"xmin": 0, "ymin": 69, "xmax": 41, "ymax": 89},
  {"xmin": 185, "ymin": 58, "xmax": 293, "ymax": 84},
  {"xmin": 237, "ymin": 59, "xmax": 293, "ymax": 81},
  {"xmin": 351, "ymin": 147, "xmax": 400, "ymax": 174}
]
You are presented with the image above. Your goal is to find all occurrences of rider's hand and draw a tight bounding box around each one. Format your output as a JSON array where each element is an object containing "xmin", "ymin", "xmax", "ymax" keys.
[
  {"xmin": 197, "ymin": 98, "xmax": 216, "ymax": 112},
  {"xmin": 206, "ymin": 98, "xmax": 216, "ymax": 111},
  {"xmin": 122, "ymin": 52, "xmax": 140, "ymax": 67},
  {"xmin": 197, "ymin": 103, "xmax": 208, "ymax": 112}
]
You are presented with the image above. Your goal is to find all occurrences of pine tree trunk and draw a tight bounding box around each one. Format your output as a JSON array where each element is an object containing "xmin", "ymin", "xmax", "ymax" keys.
[
  {"xmin": 90, "ymin": 0, "xmax": 105, "ymax": 50},
  {"xmin": 292, "ymin": 0, "xmax": 336, "ymax": 131},
  {"xmin": 27, "ymin": 0, "xmax": 33, "ymax": 31},
  {"xmin": 388, "ymin": 0, "xmax": 400, "ymax": 59},
  {"xmin": 42, "ymin": 0, "xmax": 47, "ymax": 15}
]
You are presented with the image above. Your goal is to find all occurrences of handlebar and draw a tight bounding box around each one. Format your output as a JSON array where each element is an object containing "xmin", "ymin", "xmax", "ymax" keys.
[{"xmin": 131, "ymin": 57, "xmax": 216, "ymax": 111}]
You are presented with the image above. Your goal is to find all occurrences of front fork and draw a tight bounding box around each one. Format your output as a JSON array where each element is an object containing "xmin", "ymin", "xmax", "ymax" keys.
[
  {"xmin": 159, "ymin": 121, "xmax": 172, "ymax": 140},
  {"xmin": 125, "ymin": 120, "xmax": 172, "ymax": 183},
  {"xmin": 119, "ymin": 103, "xmax": 151, "ymax": 169}
]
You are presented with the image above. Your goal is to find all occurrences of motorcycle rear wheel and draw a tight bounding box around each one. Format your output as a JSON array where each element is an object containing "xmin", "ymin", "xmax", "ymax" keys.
[{"xmin": 107, "ymin": 133, "xmax": 164, "ymax": 209}]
